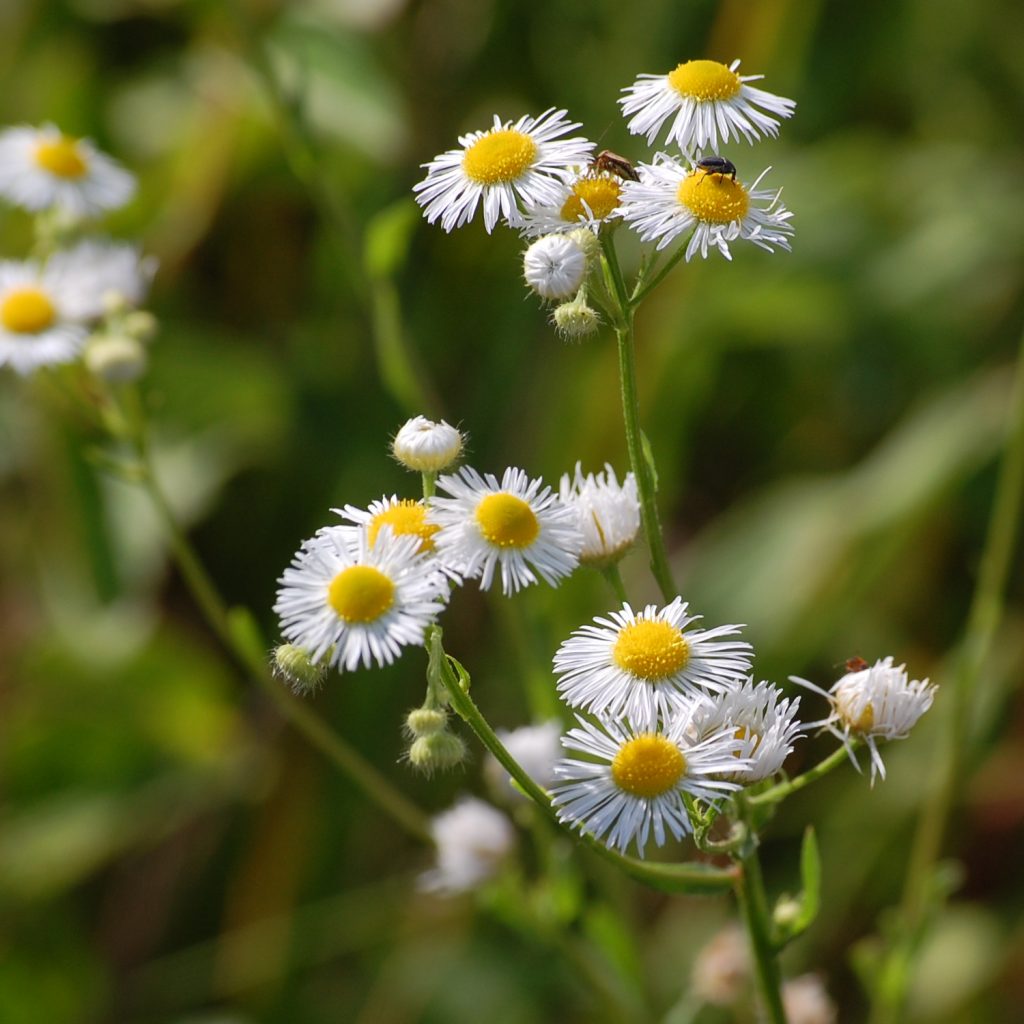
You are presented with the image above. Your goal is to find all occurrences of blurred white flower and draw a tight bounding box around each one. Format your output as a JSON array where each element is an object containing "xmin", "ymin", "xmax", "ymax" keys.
[
  {"xmin": 486, "ymin": 720, "xmax": 562, "ymax": 800},
  {"xmin": 691, "ymin": 924, "xmax": 749, "ymax": 1006},
  {"xmin": 558, "ymin": 462, "xmax": 640, "ymax": 567},
  {"xmin": 782, "ymin": 974, "xmax": 837, "ymax": 1024},
  {"xmin": 420, "ymin": 798, "xmax": 516, "ymax": 894}
]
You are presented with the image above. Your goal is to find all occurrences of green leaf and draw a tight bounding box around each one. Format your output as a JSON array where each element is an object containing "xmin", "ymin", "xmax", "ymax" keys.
[
  {"xmin": 774, "ymin": 826, "xmax": 821, "ymax": 947},
  {"xmin": 640, "ymin": 429, "xmax": 659, "ymax": 491}
]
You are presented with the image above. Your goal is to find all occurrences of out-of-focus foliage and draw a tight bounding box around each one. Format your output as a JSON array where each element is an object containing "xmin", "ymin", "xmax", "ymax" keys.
[{"xmin": 1, "ymin": 0, "xmax": 1023, "ymax": 1021}]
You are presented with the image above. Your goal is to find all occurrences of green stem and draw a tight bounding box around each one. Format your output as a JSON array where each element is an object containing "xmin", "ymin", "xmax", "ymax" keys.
[
  {"xmin": 733, "ymin": 798, "xmax": 787, "ymax": 1024},
  {"xmin": 631, "ymin": 240, "xmax": 690, "ymax": 306},
  {"xmin": 600, "ymin": 235, "xmax": 677, "ymax": 602},
  {"xmin": 432, "ymin": 632, "xmax": 736, "ymax": 894},
  {"xmin": 601, "ymin": 563, "xmax": 630, "ymax": 604},
  {"xmin": 131, "ymin": 434, "xmax": 432, "ymax": 844},
  {"xmin": 748, "ymin": 744, "xmax": 854, "ymax": 807},
  {"xmin": 421, "ymin": 470, "xmax": 436, "ymax": 499},
  {"xmin": 872, "ymin": 331, "xmax": 1024, "ymax": 1022}
]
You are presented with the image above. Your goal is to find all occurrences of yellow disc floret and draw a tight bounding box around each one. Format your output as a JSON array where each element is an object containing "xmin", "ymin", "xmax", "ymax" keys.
[
  {"xmin": 1, "ymin": 287, "xmax": 56, "ymax": 334},
  {"xmin": 613, "ymin": 619, "xmax": 690, "ymax": 680},
  {"xmin": 462, "ymin": 129, "xmax": 538, "ymax": 185},
  {"xmin": 34, "ymin": 136, "xmax": 88, "ymax": 179},
  {"xmin": 836, "ymin": 692, "xmax": 875, "ymax": 733},
  {"xmin": 667, "ymin": 59, "xmax": 742, "ymax": 101},
  {"xmin": 611, "ymin": 734, "xmax": 686, "ymax": 798},
  {"xmin": 560, "ymin": 175, "xmax": 622, "ymax": 223},
  {"xmin": 327, "ymin": 565, "xmax": 395, "ymax": 623},
  {"xmin": 475, "ymin": 492, "xmax": 540, "ymax": 548},
  {"xmin": 369, "ymin": 500, "xmax": 439, "ymax": 553},
  {"xmin": 677, "ymin": 172, "xmax": 749, "ymax": 224}
]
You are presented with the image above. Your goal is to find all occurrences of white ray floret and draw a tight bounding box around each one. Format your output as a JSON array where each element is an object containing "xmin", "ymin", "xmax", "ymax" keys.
[
  {"xmin": 558, "ymin": 462, "xmax": 640, "ymax": 567},
  {"xmin": 619, "ymin": 58, "xmax": 796, "ymax": 153},
  {"xmin": 690, "ymin": 679, "xmax": 804, "ymax": 782},
  {"xmin": 0, "ymin": 123, "xmax": 135, "ymax": 216},
  {"xmin": 274, "ymin": 525, "xmax": 449, "ymax": 672},
  {"xmin": 430, "ymin": 466, "xmax": 583, "ymax": 595},
  {"xmin": 551, "ymin": 709, "xmax": 749, "ymax": 856},
  {"xmin": 620, "ymin": 153, "xmax": 793, "ymax": 260},
  {"xmin": 791, "ymin": 656, "xmax": 936, "ymax": 783},
  {"xmin": 413, "ymin": 109, "xmax": 594, "ymax": 233},
  {"xmin": 553, "ymin": 597, "xmax": 753, "ymax": 721},
  {"xmin": 420, "ymin": 797, "xmax": 516, "ymax": 894}
]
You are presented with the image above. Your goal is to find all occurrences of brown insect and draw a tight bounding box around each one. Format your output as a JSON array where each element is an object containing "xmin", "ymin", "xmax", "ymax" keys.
[
  {"xmin": 592, "ymin": 149, "xmax": 640, "ymax": 181},
  {"xmin": 844, "ymin": 656, "xmax": 869, "ymax": 673}
]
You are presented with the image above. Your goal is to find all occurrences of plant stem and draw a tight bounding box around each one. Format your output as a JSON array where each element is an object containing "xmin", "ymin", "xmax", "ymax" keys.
[
  {"xmin": 733, "ymin": 798, "xmax": 787, "ymax": 1024},
  {"xmin": 601, "ymin": 563, "xmax": 630, "ymax": 604},
  {"xmin": 748, "ymin": 745, "xmax": 854, "ymax": 807},
  {"xmin": 600, "ymin": 234, "xmax": 677, "ymax": 601},
  {"xmin": 131, "ymin": 433, "xmax": 432, "ymax": 844},
  {"xmin": 631, "ymin": 242, "xmax": 689, "ymax": 306},
  {"xmin": 432, "ymin": 631, "xmax": 737, "ymax": 894}
]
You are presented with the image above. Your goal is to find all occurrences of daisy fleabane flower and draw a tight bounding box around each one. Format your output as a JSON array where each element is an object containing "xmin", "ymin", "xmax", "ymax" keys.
[
  {"xmin": 619, "ymin": 58, "xmax": 795, "ymax": 153},
  {"xmin": 520, "ymin": 166, "xmax": 624, "ymax": 237},
  {"xmin": 420, "ymin": 797, "xmax": 516, "ymax": 895},
  {"xmin": 553, "ymin": 598, "xmax": 753, "ymax": 722},
  {"xmin": 334, "ymin": 496, "xmax": 440, "ymax": 556},
  {"xmin": 620, "ymin": 154, "xmax": 793, "ymax": 260},
  {"xmin": 392, "ymin": 415, "xmax": 464, "ymax": 473},
  {"xmin": 690, "ymin": 679, "xmax": 803, "ymax": 782},
  {"xmin": 551, "ymin": 709, "xmax": 748, "ymax": 856},
  {"xmin": 274, "ymin": 525, "xmax": 448, "ymax": 672},
  {"xmin": 413, "ymin": 109, "xmax": 594, "ymax": 233},
  {"xmin": 522, "ymin": 233, "xmax": 588, "ymax": 300},
  {"xmin": 791, "ymin": 656, "xmax": 936, "ymax": 783},
  {"xmin": 0, "ymin": 124, "xmax": 135, "ymax": 216},
  {"xmin": 430, "ymin": 466, "xmax": 583, "ymax": 595},
  {"xmin": 558, "ymin": 462, "xmax": 640, "ymax": 567}
]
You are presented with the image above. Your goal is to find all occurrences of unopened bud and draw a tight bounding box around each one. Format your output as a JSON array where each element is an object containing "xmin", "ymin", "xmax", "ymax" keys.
[
  {"xmin": 392, "ymin": 415, "xmax": 464, "ymax": 473},
  {"xmin": 552, "ymin": 297, "xmax": 600, "ymax": 341},
  {"xmin": 84, "ymin": 334, "xmax": 147, "ymax": 383},
  {"xmin": 523, "ymin": 234, "xmax": 587, "ymax": 300},
  {"xmin": 122, "ymin": 310, "xmax": 158, "ymax": 341},
  {"xmin": 567, "ymin": 227, "xmax": 600, "ymax": 262},
  {"xmin": 102, "ymin": 289, "xmax": 130, "ymax": 316},
  {"xmin": 406, "ymin": 707, "xmax": 447, "ymax": 737},
  {"xmin": 408, "ymin": 731, "xmax": 467, "ymax": 775},
  {"xmin": 273, "ymin": 643, "xmax": 327, "ymax": 694},
  {"xmin": 773, "ymin": 896, "xmax": 801, "ymax": 929}
]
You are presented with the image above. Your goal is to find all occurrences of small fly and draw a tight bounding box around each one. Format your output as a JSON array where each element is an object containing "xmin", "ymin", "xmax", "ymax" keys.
[{"xmin": 592, "ymin": 149, "xmax": 640, "ymax": 182}]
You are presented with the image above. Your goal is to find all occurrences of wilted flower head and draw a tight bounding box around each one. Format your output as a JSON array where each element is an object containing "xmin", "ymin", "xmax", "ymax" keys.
[
  {"xmin": 420, "ymin": 797, "xmax": 516, "ymax": 894},
  {"xmin": 792, "ymin": 656, "xmax": 936, "ymax": 783},
  {"xmin": 392, "ymin": 415, "xmax": 464, "ymax": 473},
  {"xmin": 558, "ymin": 462, "xmax": 640, "ymax": 567}
]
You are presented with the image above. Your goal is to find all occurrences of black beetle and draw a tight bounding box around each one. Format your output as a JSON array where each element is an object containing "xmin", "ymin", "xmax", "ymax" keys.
[{"xmin": 695, "ymin": 155, "xmax": 737, "ymax": 182}]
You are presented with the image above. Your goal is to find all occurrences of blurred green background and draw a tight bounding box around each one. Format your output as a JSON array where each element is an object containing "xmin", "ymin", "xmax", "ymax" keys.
[{"xmin": 2, "ymin": 0, "xmax": 1023, "ymax": 1021}]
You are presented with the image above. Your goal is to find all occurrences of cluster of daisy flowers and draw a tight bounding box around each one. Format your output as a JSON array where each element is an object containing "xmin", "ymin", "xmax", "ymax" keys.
[
  {"xmin": 0, "ymin": 123, "xmax": 156, "ymax": 378},
  {"xmin": 413, "ymin": 57, "xmax": 797, "ymax": 337}
]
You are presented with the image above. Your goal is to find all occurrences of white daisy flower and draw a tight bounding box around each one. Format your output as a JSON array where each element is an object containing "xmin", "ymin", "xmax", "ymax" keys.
[
  {"xmin": 0, "ymin": 124, "xmax": 136, "ymax": 216},
  {"xmin": 485, "ymin": 719, "xmax": 562, "ymax": 801},
  {"xmin": 392, "ymin": 415, "xmax": 464, "ymax": 473},
  {"xmin": 551, "ymin": 709, "xmax": 748, "ymax": 856},
  {"xmin": 782, "ymin": 974, "xmax": 837, "ymax": 1024},
  {"xmin": 791, "ymin": 656, "xmax": 936, "ymax": 783},
  {"xmin": 420, "ymin": 797, "xmax": 516, "ymax": 895},
  {"xmin": 520, "ymin": 167, "xmax": 624, "ymax": 237},
  {"xmin": 522, "ymin": 233, "xmax": 588, "ymax": 300},
  {"xmin": 558, "ymin": 462, "xmax": 640, "ymax": 567},
  {"xmin": 620, "ymin": 153, "xmax": 793, "ymax": 260},
  {"xmin": 334, "ymin": 496, "xmax": 441, "ymax": 557},
  {"xmin": 274, "ymin": 525, "xmax": 449, "ymax": 672},
  {"xmin": 553, "ymin": 598, "xmax": 753, "ymax": 722},
  {"xmin": 413, "ymin": 109, "xmax": 594, "ymax": 233},
  {"xmin": 430, "ymin": 466, "xmax": 583, "ymax": 595},
  {"xmin": 619, "ymin": 58, "xmax": 795, "ymax": 153},
  {"xmin": 690, "ymin": 679, "xmax": 803, "ymax": 782},
  {"xmin": 0, "ymin": 257, "xmax": 88, "ymax": 375},
  {"xmin": 53, "ymin": 239, "xmax": 156, "ymax": 316}
]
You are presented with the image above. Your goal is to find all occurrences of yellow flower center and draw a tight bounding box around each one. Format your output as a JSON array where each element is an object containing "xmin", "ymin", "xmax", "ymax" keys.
[
  {"xmin": 327, "ymin": 565, "xmax": 395, "ymax": 623},
  {"xmin": 667, "ymin": 59, "xmax": 742, "ymax": 101},
  {"xmin": 0, "ymin": 287, "xmax": 56, "ymax": 334},
  {"xmin": 611, "ymin": 734, "xmax": 686, "ymax": 798},
  {"xmin": 462, "ymin": 129, "xmax": 538, "ymax": 185},
  {"xmin": 34, "ymin": 136, "xmax": 88, "ymax": 179},
  {"xmin": 368, "ymin": 501, "xmax": 439, "ymax": 553},
  {"xmin": 677, "ymin": 172, "xmax": 749, "ymax": 224},
  {"xmin": 734, "ymin": 725, "xmax": 761, "ymax": 755},
  {"xmin": 613, "ymin": 619, "xmax": 690, "ymax": 680},
  {"xmin": 837, "ymin": 693, "xmax": 875, "ymax": 733},
  {"xmin": 475, "ymin": 492, "xmax": 539, "ymax": 548},
  {"xmin": 560, "ymin": 176, "xmax": 622, "ymax": 222}
]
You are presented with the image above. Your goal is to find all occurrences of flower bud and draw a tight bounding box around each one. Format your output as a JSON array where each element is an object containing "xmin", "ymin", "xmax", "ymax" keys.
[
  {"xmin": 523, "ymin": 234, "xmax": 587, "ymax": 300},
  {"xmin": 407, "ymin": 731, "xmax": 468, "ymax": 775},
  {"xmin": 566, "ymin": 227, "xmax": 600, "ymax": 262},
  {"xmin": 392, "ymin": 415, "xmax": 464, "ymax": 473},
  {"xmin": 84, "ymin": 334, "xmax": 147, "ymax": 383},
  {"xmin": 551, "ymin": 296, "xmax": 600, "ymax": 341},
  {"xmin": 122, "ymin": 310, "xmax": 158, "ymax": 341},
  {"xmin": 406, "ymin": 707, "xmax": 448, "ymax": 737},
  {"xmin": 272, "ymin": 643, "xmax": 327, "ymax": 694}
]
